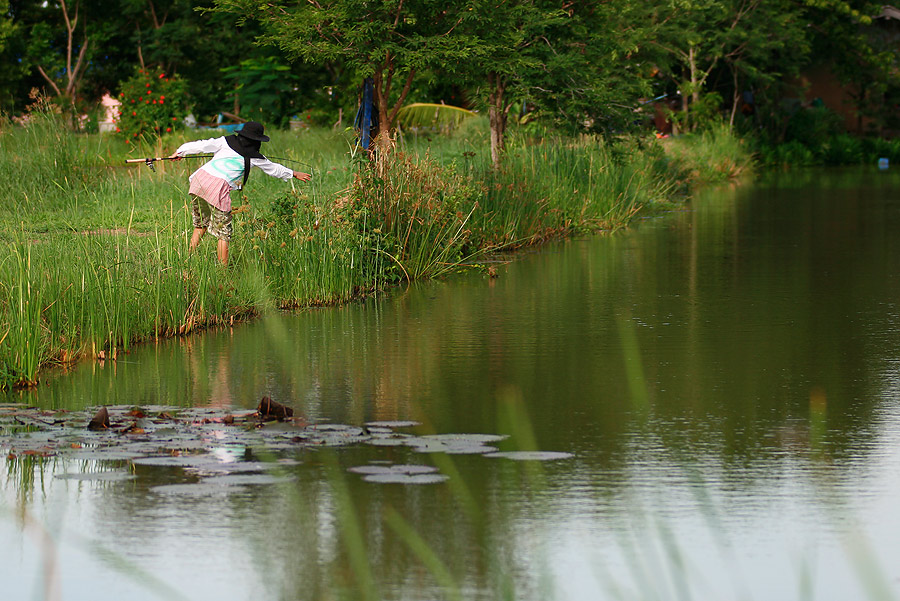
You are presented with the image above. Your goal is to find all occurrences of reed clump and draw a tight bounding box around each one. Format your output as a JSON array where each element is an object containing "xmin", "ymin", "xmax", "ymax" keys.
[
  {"xmin": 0, "ymin": 105, "xmax": 731, "ymax": 388},
  {"xmin": 466, "ymin": 135, "xmax": 679, "ymax": 249},
  {"xmin": 352, "ymin": 152, "xmax": 479, "ymax": 282},
  {"xmin": 660, "ymin": 122, "xmax": 754, "ymax": 182}
]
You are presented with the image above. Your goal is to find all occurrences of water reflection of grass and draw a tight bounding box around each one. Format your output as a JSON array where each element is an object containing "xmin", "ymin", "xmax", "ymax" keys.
[{"xmin": 0, "ymin": 108, "xmax": 712, "ymax": 389}]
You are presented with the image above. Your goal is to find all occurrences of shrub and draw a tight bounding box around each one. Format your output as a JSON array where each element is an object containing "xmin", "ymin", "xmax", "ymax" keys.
[
  {"xmin": 352, "ymin": 154, "xmax": 478, "ymax": 282},
  {"xmin": 821, "ymin": 134, "xmax": 863, "ymax": 165},
  {"xmin": 114, "ymin": 67, "xmax": 187, "ymax": 142},
  {"xmin": 784, "ymin": 105, "xmax": 842, "ymax": 148}
]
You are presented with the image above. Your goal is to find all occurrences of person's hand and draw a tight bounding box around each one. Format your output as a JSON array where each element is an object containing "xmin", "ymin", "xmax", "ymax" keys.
[
  {"xmin": 293, "ymin": 171, "xmax": 311, "ymax": 181},
  {"xmin": 168, "ymin": 152, "xmax": 182, "ymax": 160}
]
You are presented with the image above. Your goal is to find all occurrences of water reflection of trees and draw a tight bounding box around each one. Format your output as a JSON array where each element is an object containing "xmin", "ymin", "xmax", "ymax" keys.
[{"xmin": 5, "ymin": 169, "xmax": 900, "ymax": 598}]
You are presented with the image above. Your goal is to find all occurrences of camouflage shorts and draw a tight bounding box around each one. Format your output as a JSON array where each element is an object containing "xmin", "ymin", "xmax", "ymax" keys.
[{"xmin": 191, "ymin": 195, "xmax": 233, "ymax": 241}]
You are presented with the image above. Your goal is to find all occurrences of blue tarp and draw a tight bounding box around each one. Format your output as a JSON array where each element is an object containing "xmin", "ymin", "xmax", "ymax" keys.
[{"xmin": 354, "ymin": 77, "xmax": 376, "ymax": 150}]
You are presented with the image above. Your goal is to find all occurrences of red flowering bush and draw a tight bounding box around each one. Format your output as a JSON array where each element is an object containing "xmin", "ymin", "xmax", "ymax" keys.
[{"xmin": 114, "ymin": 67, "xmax": 187, "ymax": 141}]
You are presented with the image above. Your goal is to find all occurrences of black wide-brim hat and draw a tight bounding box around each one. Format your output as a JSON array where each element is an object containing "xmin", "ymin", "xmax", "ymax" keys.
[{"xmin": 237, "ymin": 121, "xmax": 270, "ymax": 142}]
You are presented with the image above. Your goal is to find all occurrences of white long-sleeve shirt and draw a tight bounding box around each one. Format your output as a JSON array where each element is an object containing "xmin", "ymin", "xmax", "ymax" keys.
[{"xmin": 175, "ymin": 136, "xmax": 293, "ymax": 190}]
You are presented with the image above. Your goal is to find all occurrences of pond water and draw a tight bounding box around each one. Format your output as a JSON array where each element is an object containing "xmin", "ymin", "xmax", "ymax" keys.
[{"xmin": 5, "ymin": 167, "xmax": 900, "ymax": 601}]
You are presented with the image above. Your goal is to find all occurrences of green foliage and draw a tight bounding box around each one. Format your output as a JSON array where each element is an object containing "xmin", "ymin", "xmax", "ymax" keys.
[
  {"xmin": 221, "ymin": 56, "xmax": 297, "ymax": 126},
  {"xmin": 821, "ymin": 134, "xmax": 864, "ymax": 165},
  {"xmin": 783, "ymin": 105, "xmax": 843, "ymax": 148},
  {"xmin": 352, "ymin": 154, "xmax": 478, "ymax": 282},
  {"xmin": 755, "ymin": 140, "xmax": 816, "ymax": 168},
  {"xmin": 0, "ymin": 0, "xmax": 14, "ymax": 55},
  {"xmin": 214, "ymin": 0, "xmax": 481, "ymax": 144},
  {"xmin": 115, "ymin": 67, "xmax": 187, "ymax": 142},
  {"xmin": 690, "ymin": 92, "xmax": 724, "ymax": 129},
  {"xmin": 662, "ymin": 122, "xmax": 754, "ymax": 181}
]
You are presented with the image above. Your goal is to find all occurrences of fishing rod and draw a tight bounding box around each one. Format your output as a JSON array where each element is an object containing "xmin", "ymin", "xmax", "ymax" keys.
[
  {"xmin": 125, "ymin": 154, "xmax": 314, "ymax": 172},
  {"xmin": 124, "ymin": 156, "xmax": 190, "ymax": 172}
]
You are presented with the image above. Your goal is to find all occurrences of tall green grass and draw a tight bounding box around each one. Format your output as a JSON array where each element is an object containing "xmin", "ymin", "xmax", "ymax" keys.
[
  {"xmin": 661, "ymin": 122, "xmax": 754, "ymax": 182},
  {"xmin": 468, "ymin": 135, "xmax": 678, "ymax": 248},
  {"xmin": 0, "ymin": 108, "xmax": 727, "ymax": 388}
]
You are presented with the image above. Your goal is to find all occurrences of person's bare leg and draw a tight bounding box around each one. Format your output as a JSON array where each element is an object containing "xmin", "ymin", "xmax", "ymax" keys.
[
  {"xmin": 190, "ymin": 227, "xmax": 206, "ymax": 251},
  {"xmin": 217, "ymin": 239, "xmax": 229, "ymax": 265}
]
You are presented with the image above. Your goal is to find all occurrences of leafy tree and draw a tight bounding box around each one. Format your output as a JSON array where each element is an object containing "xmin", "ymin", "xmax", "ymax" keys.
[
  {"xmin": 221, "ymin": 56, "xmax": 297, "ymax": 126},
  {"xmin": 718, "ymin": 0, "xmax": 808, "ymax": 127},
  {"xmin": 457, "ymin": 1, "xmax": 655, "ymax": 167},
  {"xmin": 26, "ymin": 0, "xmax": 91, "ymax": 119},
  {"xmin": 802, "ymin": 0, "xmax": 897, "ymax": 134},
  {"xmin": 3, "ymin": 0, "xmax": 134, "ymax": 117},
  {"xmin": 651, "ymin": 0, "xmax": 737, "ymax": 132},
  {"xmin": 0, "ymin": 0, "xmax": 22, "ymax": 110},
  {"xmin": 530, "ymin": 1, "xmax": 656, "ymax": 135},
  {"xmin": 651, "ymin": 0, "xmax": 816, "ymax": 132},
  {"xmin": 458, "ymin": 0, "xmax": 564, "ymax": 168},
  {"xmin": 211, "ymin": 0, "xmax": 479, "ymax": 159},
  {"xmin": 0, "ymin": 1, "xmax": 13, "ymax": 54}
]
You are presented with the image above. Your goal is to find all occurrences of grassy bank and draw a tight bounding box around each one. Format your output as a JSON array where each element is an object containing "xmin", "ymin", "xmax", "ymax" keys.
[{"xmin": 0, "ymin": 111, "xmax": 750, "ymax": 388}]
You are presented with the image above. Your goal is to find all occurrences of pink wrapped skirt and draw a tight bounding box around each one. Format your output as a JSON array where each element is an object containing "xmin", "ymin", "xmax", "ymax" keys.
[{"xmin": 188, "ymin": 168, "xmax": 232, "ymax": 212}]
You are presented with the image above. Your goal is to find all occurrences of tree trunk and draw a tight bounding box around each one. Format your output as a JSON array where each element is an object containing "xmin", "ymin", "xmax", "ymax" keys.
[
  {"xmin": 729, "ymin": 68, "xmax": 739, "ymax": 128},
  {"xmin": 488, "ymin": 72, "xmax": 507, "ymax": 170},
  {"xmin": 37, "ymin": 0, "xmax": 89, "ymax": 128},
  {"xmin": 371, "ymin": 59, "xmax": 415, "ymax": 175},
  {"xmin": 687, "ymin": 45, "xmax": 699, "ymax": 132}
]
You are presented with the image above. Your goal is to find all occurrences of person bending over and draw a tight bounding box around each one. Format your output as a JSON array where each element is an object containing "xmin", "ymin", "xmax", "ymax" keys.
[{"xmin": 170, "ymin": 121, "xmax": 311, "ymax": 265}]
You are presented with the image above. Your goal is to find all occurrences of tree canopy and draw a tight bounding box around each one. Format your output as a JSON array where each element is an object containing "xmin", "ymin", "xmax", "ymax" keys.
[{"xmin": 0, "ymin": 0, "xmax": 897, "ymax": 147}]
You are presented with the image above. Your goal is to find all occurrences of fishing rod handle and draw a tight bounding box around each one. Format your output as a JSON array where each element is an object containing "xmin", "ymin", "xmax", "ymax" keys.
[{"xmin": 125, "ymin": 157, "xmax": 166, "ymax": 163}]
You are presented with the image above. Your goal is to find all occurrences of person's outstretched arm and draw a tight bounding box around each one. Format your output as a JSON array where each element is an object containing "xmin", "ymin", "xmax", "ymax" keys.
[{"xmin": 171, "ymin": 137, "xmax": 225, "ymax": 159}]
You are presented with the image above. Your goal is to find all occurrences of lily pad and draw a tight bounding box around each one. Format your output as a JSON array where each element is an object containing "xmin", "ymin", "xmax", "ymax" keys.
[
  {"xmin": 366, "ymin": 437, "xmax": 412, "ymax": 447},
  {"xmin": 310, "ymin": 424, "xmax": 364, "ymax": 434},
  {"xmin": 444, "ymin": 445, "xmax": 499, "ymax": 455},
  {"xmin": 418, "ymin": 433, "xmax": 509, "ymax": 444},
  {"xmin": 132, "ymin": 454, "xmax": 221, "ymax": 467},
  {"xmin": 365, "ymin": 420, "xmax": 420, "ymax": 429},
  {"xmin": 406, "ymin": 438, "xmax": 500, "ymax": 455},
  {"xmin": 188, "ymin": 461, "xmax": 284, "ymax": 475},
  {"xmin": 150, "ymin": 483, "xmax": 248, "ymax": 496},
  {"xmin": 202, "ymin": 474, "xmax": 295, "ymax": 486},
  {"xmin": 362, "ymin": 473, "xmax": 449, "ymax": 485},
  {"xmin": 362, "ymin": 426, "xmax": 395, "ymax": 434},
  {"xmin": 348, "ymin": 464, "xmax": 438, "ymax": 476},
  {"xmin": 55, "ymin": 471, "xmax": 137, "ymax": 481},
  {"xmin": 67, "ymin": 450, "xmax": 146, "ymax": 461},
  {"xmin": 484, "ymin": 451, "xmax": 574, "ymax": 461}
]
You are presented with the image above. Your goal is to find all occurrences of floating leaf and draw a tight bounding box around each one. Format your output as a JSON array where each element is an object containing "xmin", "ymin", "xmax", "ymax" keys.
[
  {"xmin": 188, "ymin": 461, "xmax": 284, "ymax": 474},
  {"xmin": 406, "ymin": 437, "xmax": 500, "ymax": 455},
  {"xmin": 418, "ymin": 433, "xmax": 508, "ymax": 443},
  {"xmin": 202, "ymin": 474, "xmax": 295, "ymax": 486},
  {"xmin": 67, "ymin": 450, "xmax": 145, "ymax": 461},
  {"xmin": 348, "ymin": 464, "xmax": 438, "ymax": 475},
  {"xmin": 362, "ymin": 426, "xmax": 395, "ymax": 434},
  {"xmin": 364, "ymin": 420, "xmax": 420, "ymax": 429},
  {"xmin": 444, "ymin": 445, "xmax": 499, "ymax": 455},
  {"xmin": 362, "ymin": 473, "xmax": 449, "ymax": 485},
  {"xmin": 132, "ymin": 454, "xmax": 221, "ymax": 467},
  {"xmin": 484, "ymin": 451, "xmax": 574, "ymax": 461},
  {"xmin": 55, "ymin": 471, "xmax": 137, "ymax": 481},
  {"xmin": 366, "ymin": 437, "xmax": 412, "ymax": 447},
  {"xmin": 150, "ymin": 483, "xmax": 248, "ymax": 496}
]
